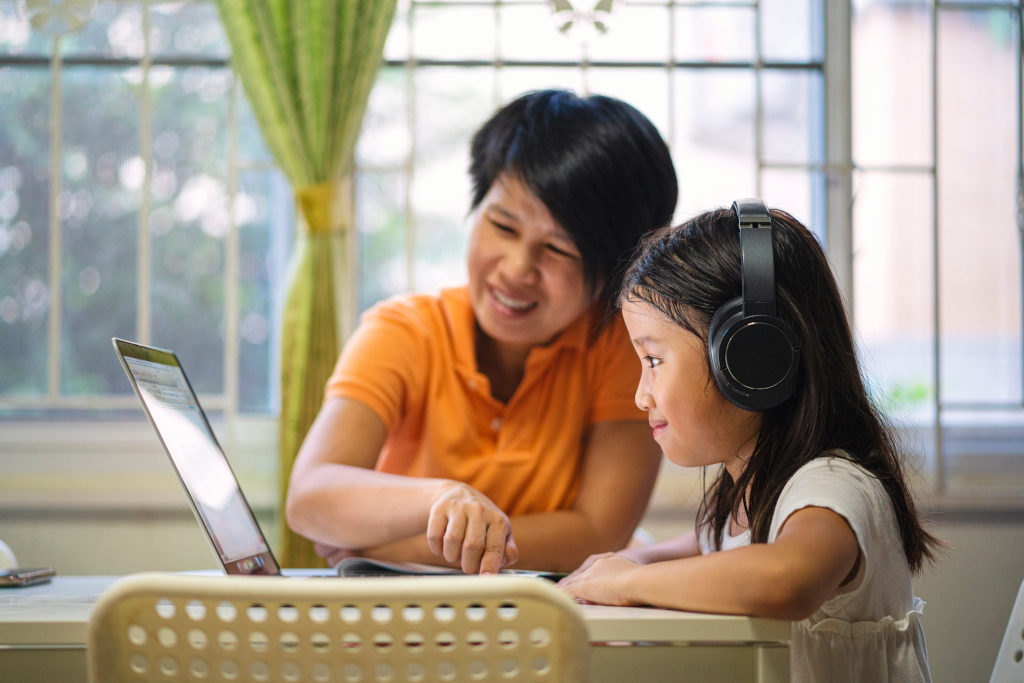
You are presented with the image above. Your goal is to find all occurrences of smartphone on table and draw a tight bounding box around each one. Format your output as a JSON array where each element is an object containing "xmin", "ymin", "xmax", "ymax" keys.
[{"xmin": 0, "ymin": 568, "xmax": 55, "ymax": 587}]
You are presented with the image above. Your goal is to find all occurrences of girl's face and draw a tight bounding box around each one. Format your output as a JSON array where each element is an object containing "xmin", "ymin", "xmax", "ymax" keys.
[
  {"xmin": 622, "ymin": 300, "xmax": 762, "ymax": 478},
  {"xmin": 467, "ymin": 174, "xmax": 594, "ymax": 351}
]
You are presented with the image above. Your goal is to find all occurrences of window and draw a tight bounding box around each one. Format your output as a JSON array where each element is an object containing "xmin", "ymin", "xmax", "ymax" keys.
[
  {"xmin": 851, "ymin": 0, "xmax": 1024, "ymax": 494},
  {"xmin": 1, "ymin": 0, "xmax": 1019, "ymax": 502},
  {"xmin": 1, "ymin": 0, "xmax": 829, "ymax": 410},
  {"xmin": 355, "ymin": 0, "xmax": 828, "ymax": 309},
  {"xmin": 0, "ymin": 0, "xmax": 290, "ymax": 417}
]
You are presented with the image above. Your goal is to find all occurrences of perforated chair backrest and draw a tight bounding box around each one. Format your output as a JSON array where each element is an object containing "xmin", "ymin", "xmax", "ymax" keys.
[
  {"xmin": 990, "ymin": 577, "xmax": 1024, "ymax": 683},
  {"xmin": 88, "ymin": 573, "xmax": 590, "ymax": 683}
]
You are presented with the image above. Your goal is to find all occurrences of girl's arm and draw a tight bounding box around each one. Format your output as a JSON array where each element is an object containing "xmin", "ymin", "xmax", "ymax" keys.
[
  {"xmin": 628, "ymin": 531, "xmax": 703, "ymax": 564},
  {"xmin": 355, "ymin": 419, "xmax": 663, "ymax": 573},
  {"xmin": 560, "ymin": 506, "xmax": 860, "ymax": 621},
  {"xmin": 560, "ymin": 530, "xmax": 702, "ymax": 583},
  {"xmin": 285, "ymin": 397, "xmax": 518, "ymax": 574}
]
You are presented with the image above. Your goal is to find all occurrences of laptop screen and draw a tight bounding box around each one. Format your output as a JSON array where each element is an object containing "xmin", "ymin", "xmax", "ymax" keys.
[{"xmin": 113, "ymin": 339, "xmax": 279, "ymax": 575}]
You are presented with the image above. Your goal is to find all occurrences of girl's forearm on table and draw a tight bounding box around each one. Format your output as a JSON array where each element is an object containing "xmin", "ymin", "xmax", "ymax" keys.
[{"xmin": 621, "ymin": 544, "xmax": 820, "ymax": 620}]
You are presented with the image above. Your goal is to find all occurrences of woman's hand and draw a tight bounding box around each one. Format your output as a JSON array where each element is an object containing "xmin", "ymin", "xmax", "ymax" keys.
[
  {"xmin": 558, "ymin": 555, "xmax": 642, "ymax": 606},
  {"xmin": 428, "ymin": 481, "xmax": 518, "ymax": 574}
]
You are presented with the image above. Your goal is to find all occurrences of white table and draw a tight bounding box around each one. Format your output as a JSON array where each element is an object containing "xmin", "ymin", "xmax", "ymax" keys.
[{"xmin": 0, "ymin": 576, "xmax": 790, "ymax": 682}]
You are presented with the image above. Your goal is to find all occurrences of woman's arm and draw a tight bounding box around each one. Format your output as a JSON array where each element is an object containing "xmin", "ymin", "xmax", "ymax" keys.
[
  {"xmin": 285, "ymin": 397, "xmax": 517, "ymax": 573},
  {"xmin": 359, "ymin": 419, "xmax": 663, "ymax": 573},
  {"xmin": 560, "ymin": 506, "xmax": 860, "ymax": 620}
]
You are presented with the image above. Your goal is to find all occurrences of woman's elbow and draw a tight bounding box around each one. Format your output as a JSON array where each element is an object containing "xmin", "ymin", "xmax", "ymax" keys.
[{"xmin": 284, "ymin": 477, "xmax": 315, "ymax": 536}]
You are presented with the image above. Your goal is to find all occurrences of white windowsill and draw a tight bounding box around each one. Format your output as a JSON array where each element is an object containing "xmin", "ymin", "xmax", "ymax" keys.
[
  {"xmin": 1, "ymin": 422, "xmax": 1022, "ymax": 516},
  {"xmin": 0, "ymin": 417, "xmax": 278, "ymax": 514}
]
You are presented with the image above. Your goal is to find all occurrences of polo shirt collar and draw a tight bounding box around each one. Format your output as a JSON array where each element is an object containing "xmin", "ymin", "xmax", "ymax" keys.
[{"xmin": 440, "ymin": 286, "xmax": 592, "ymax": 375}]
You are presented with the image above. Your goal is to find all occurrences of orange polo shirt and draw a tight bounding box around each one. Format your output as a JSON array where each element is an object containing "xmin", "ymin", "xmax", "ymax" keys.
[{"xmin": 324, "ymin": 286, "xmax": 646, "ymax": 516}]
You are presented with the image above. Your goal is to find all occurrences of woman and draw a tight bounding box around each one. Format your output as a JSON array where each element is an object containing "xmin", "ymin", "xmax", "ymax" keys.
[{"xmin": 286, "ymin": 90, "xmax": 679, "ymax": 574}]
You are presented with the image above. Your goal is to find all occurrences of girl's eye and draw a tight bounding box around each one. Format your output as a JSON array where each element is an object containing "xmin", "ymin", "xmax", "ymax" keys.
[
  {"xmin": 493, "ymin": 222, "xmax": 516, "ymax": 235},
  {"xmin": 644, "ymin": 356, "xmax": 662, "ymax": 369}
]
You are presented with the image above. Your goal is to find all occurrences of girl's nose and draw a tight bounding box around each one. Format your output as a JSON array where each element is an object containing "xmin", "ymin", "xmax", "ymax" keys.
[{"xmin": 635, "ymin": 386, "xmax": 656, "ymax": 411}]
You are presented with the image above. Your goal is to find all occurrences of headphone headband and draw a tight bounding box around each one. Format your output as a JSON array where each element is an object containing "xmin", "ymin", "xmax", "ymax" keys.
[{"xmin": 732, "ymin": 198, "xmax": 776, "ymax": 318}]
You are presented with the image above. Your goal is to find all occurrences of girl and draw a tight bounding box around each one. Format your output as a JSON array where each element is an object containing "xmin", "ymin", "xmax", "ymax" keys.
[
  {"xmin": 286, "ymin": 90, "xmax": 677, "ymax": 575},
  {"xmin": 560, "ymin": 205, "xmax": 939, "ymax": 682}
]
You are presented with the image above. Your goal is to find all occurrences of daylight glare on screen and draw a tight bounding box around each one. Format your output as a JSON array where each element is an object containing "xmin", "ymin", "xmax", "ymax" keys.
[{"xmin": 124, "ymin": 357, "xmax": 268, "ymax": 563}]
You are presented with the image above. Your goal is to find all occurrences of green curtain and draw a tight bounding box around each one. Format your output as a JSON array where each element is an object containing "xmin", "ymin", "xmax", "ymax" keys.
[{"xmin": 215, "ymin": 0, "xmax": 398, "ymax": 567}]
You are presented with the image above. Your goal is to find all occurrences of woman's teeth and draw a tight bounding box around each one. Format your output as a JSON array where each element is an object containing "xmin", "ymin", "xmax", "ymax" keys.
[{"xmin": 493, "ymin": 289, "xmax": 536, "ymax": 311}]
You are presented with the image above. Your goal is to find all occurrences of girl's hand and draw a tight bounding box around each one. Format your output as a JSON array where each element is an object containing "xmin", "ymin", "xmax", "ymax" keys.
[
  {"xmin": 560, "ymin": 546, "xmax": 646, "ymax": 585},
  {"xmin": 559, "ymin": 552, "xmax": 617, "ymax": 584},
  {"xmin": 559, "ymin": 555, "xmax": 642, "ymax": 606},
  {"xmin": 428, "ymin": 481, "xmax": 519, "ymax": 574}
]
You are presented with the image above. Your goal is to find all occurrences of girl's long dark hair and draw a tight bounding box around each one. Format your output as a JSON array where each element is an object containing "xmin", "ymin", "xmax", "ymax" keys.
[{"xmin": 620, "ymin": 208, "xmax": 940, "ymax": 572}]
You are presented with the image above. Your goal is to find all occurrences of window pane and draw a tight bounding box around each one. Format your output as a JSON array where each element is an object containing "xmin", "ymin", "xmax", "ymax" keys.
[
  {"xmin": 238, "ymin": 169, "xmax": 291, "ymax": 411},
  {"xmin": 412, "ymin": 5, "xmax": 496, "ymax": 61},
  {"xmin": 761, "ymin": 168, "xmax": 824, "ymax": 240},
  {"xmin": 674, "ymin": 7, "xmax": 756, "ymax": 63},
  {"xmin": 937, "ymin": 9, "xmax": 1021, "ymax": 405},
  {"xmin": 853, "ymin": 3, "xmax": 932, "ymax": 167},
  {"xmin": 762, "ymin": 0, "xmax": 822, "ymax": 63},
  {"xmin": 383, "ymin": 0, "xmax": 409, "ymax": 62},
  {"xmin": 60, "ymin": 1, "xmax": 144, "ymax": 58},
  {"xmin": 412, "ymin": 67, "xmax": 493, "ymax": 292},
  {"xmin": 588, "ymin": 68, "xmax": 670, "ymax": 139},
  {"xmin": 587, "ymin": 5, "xmax": 670, "ymax": 63},
  {"xmin": 761, "ymin": 69, "xmax": 824, "ymax": 165},
  {"xmin": 356, "ymin": 67, "xmax": 410, "ymax": 170},
  {"xmin": 0, "ymin": 1, "xmax": 51, "ymax": 56},
  {"xmin": 150, "ymin": 67, "xmax": 232, "ymax": 395},
  {"xmin": 150, "ymin": 1, "xmax": 230, "ymax": 60},
  {"xmin": 499, "ymin": 3, "xmax": 580, "ymax": 62},
  {"xmin": 499, "ymin": 67, "xmax": 583, "ymax": 102},
  {"xmin": 0, "ymin": 67, "xmax": 50, "ymax": 395},
  {"xmin": 60, "ymin": 67, "xmax": 139, "ymax": 395},
  {"xmin": 357, "ymin": 171, "xmax": 408, "ymax": 312},
  {"xmin": 236, "ymin": 83, "xmax": 272, "ymax": 165},
  {"xmin": 673, "ymin": 69, "xmax": 756, "ymax": 219},
  {"xmin": 853, "ymin": 171, "xmax": 934, "ymax": 417}
]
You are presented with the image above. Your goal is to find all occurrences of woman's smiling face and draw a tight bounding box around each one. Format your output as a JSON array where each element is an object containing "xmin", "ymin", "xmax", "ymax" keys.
[
  {"xmin": 621, "ymin": 299, "xmax": 761, "ymax": 477},
  {"xmin": 467, "ymin": 174, "xmax": 595, "ymax": 351}
]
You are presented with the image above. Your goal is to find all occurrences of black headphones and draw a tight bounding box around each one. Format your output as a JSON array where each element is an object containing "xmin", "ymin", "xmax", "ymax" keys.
[{"xmin": 707, "ymin": 199, "xmax": 801, "ymax": 411}]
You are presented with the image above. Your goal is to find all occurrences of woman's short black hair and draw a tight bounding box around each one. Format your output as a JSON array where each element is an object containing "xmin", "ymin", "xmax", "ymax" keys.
[{"xmin": 470, "ymin": 89, "xmax": 678, "ymax": 314}]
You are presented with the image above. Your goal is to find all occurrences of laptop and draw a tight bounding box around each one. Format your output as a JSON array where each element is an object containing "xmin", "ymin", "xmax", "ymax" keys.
[{"xmin": 112, "ymin": 338, "xmax": 561, "ymax": 580}]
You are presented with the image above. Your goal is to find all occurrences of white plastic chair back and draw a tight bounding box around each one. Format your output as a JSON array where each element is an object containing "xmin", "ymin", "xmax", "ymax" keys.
[
  {"xmin": 88, "ymin": 573, "xmax": 590, "ymax": 683},
  {"xmin": 990, "ymin": 577, "xmax": 1024, "ymax": 683}
]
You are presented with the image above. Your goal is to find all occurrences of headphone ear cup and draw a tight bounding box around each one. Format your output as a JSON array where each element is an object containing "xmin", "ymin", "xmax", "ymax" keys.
[
  {"xmin": 708, "ymin": 298, "xmax": 801, "ymax": 412},
  {"xmin": 707, "ymin": 297, "xmax": 744, "ymax": 395}
]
